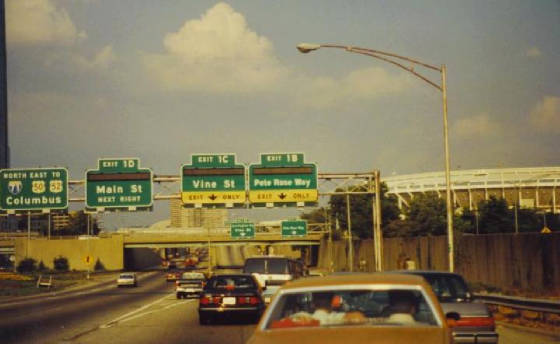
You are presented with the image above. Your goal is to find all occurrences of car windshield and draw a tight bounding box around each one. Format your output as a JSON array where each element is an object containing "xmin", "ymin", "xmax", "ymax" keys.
[
  {"xmin": 267, "ymin": 259, "xmax": 288, "ymax": 274},
  {"xmin": 265, "ymin": 288, "xmax": 439, "ymax": 329},
  {"xmin": 423, "ymin": 275, "xmax": 469, "ymax": 301},
  {"xmin": 208, "ymin": 276, "xmax": 256, "ymax": 290},
  {"xmin": 244, "ymin": 258, "xmax": 288, "ymax": 274},
  {"xmin": 244, "ymin": 259, "xmax": 265, "ymax": 274}
]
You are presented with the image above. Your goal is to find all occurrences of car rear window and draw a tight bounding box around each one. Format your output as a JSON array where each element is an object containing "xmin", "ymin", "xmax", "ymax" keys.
[
  {"xmin": 208, "ymin": 276, "xmax": 256, "ymax": 290},
  {"xmin": 424, "ymin": 275, "xmax": 468, "ymax": 301},
  {"xmin": 266, "ymin": 288, "xmax": 439, "ymax": 329}
]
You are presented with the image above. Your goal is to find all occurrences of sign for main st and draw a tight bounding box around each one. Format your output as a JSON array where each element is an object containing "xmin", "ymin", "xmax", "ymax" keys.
[{"xmin": 85, "ymin": 158, "xmax": 153, "ymax": 210}]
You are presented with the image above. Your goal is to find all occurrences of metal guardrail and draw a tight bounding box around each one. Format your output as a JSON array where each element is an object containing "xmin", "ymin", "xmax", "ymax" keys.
[{"xmin": 475, "ymin": 293, "xmax": 560, "ymax": 314}]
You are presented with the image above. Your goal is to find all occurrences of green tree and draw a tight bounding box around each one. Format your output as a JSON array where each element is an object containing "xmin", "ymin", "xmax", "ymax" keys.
[
  {"xmin": 300, "ymin": 207, "xmax": 328, "ymax": 224},
  {"xmin": 405, "ymin": 193, "xmax": 447, "ymax": 236},
  {"xmin": 53, "ymin": 256, "xmax": 69, "ymax": 272},
  {"xmin": 478, "ymin": 196, "xmax": 513, "ymax": 233},
  {"xmin": 17, "ymin": 258, "xmax": 37, "ymax": 273},
  {"xmin": 328, "ymin": 182, "xmax": 400, "ymax": 239}
]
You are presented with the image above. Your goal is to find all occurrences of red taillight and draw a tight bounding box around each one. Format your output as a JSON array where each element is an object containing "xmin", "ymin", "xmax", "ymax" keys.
[
  {"xmin": 213, "ymin": 296, "xmax": 221, "ymax": 304},
  {"xmin": 249, "ymin": 296, "xmax": 260, "ymax": 305},
  {"xmin": 200, "ymin": 297, "xmax": 210, "ymax": 305},
  {"xmin": 456, "ymin": 316, "xmax": 495, "ymax": 329},
  {"xmin": 237, "ymin": 296, "xmax": 260, "ymax": 305}
]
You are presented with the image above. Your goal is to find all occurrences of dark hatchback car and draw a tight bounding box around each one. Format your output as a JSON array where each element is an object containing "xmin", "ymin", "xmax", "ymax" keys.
[
  {"xmin": 198, "ymin": 274, "xmax": 265, "ymax": 325},
  {"xmin": 400, "ymin": 271, "xmax": 498, "ymax": 344}
]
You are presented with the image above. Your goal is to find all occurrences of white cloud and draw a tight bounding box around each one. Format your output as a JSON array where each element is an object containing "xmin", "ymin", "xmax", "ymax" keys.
[
  {"xmin": 71, "ymin": 45, "xmax": 117, "ymax": 70},
  {"xmin": 6, "ymin": 0, "xmax": 86, "ymax": 45},
  {"xmin": 453, "ymin": 113, "xmax": 501, "ymax": 139},
  {"xmin": 143, "ymin": 2, "xmax": 287, "ymax": 93},
  {"xmin": 530, "ymin": 96, "xmax": 560, "ymax": 133},
  {"xmin": 142, "ymin": 2, "xmax": 413, "ymax": 101},
  {"xmin": 526, "ymin": 47, "xmax": 542, "ymax": 58},
  {"xmin": 296, "ymin": 67, "xmax": 413, "ymax": 109}
]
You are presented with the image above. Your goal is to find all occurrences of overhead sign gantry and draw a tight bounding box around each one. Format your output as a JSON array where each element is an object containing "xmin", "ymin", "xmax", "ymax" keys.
[
  {"xmin": 85, "ymin": 158, "xmax": 153, "ymax": 211},
  {"xmin": 181, "ymin": 154, "xmax": 246, "ymax": 208},
  {"xmin": 248, "ymin": 153, "xmax": 318, "ymax": 207}
]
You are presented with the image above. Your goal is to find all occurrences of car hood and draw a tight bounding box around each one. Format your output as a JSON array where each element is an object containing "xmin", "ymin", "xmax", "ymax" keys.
[
  {"xmin": 440, "ymin": 301, "xmax": 490, "ymax": 317},
  {"xmin": 248, "ymin": 327, "xmax": 450, "ymax": 344}
]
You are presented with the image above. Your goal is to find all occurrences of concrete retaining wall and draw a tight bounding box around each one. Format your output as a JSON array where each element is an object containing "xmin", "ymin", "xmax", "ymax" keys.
[
  {"xmin": 318, "ymin": 233, "xmax": 560, "ymax": 292},
  {"xmin": 15, "ymin": 234, "xmax": 124, "ymax": 271}
]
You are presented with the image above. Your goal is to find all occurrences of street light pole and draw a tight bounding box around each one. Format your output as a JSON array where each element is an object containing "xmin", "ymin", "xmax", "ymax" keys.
[{"xmin": 297, "ymin": 43, "xmax": 455, "ymax": 272}]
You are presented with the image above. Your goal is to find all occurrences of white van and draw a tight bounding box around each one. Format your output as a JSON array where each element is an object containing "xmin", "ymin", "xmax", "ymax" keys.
[{"xmin": 243, "ymin": 256, "xmax": 305, "ymax": 287}]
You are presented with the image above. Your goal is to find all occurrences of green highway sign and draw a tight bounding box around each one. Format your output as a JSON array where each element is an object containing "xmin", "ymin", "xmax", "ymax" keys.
[
  {"xmin": 282, "ymin": 220, "xmax": 307, "ymax": 237},
  {"xmin": 230, "ymin": 219, "xmax": 255, "ymax": 239},
  {"xmin": 0, "ymin": 167, "xmax": 68, "ymax": 211},
  {"xmin": 248, "ymin": 153, "xmax": 318, "ymax": 206},
  {"xmin": 261, "ymin": 153, "xmax": 304, "ymax": 167},
  {"xmin": 182, "ymin": 154, "xmax": 246, "ymax": 207},
  {"xmin": 86, "ymin": 158, "xmax": 153, "ymax": 209}
]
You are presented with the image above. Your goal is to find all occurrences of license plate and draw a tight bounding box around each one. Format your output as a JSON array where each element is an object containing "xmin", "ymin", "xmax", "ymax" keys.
[{"xmin": 222, "ymin": 297, "xmax": 236, "ymax": 305}]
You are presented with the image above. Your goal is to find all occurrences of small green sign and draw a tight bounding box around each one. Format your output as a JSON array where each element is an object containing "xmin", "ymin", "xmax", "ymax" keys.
[
  {"xmin": 86, "ymin": 158, "xmax": 153, "ymax": 209},
  {"xmin": 230, "ymin": 219, "xmax": 255, "ymax": 239},
  {"xmin": 261, "ymin": 153, "xmax": 304, "ymax": 167},
  {"xmin": 281, "ymin": 220, "xmax": 307, "ymax": 237},
  {"xmin": 192, "ymin": 154, "xmax": 237, "ymax": 168},
  {"xmin": 0, "ymin": 167, "xmax": 68, "ymax": 211}
]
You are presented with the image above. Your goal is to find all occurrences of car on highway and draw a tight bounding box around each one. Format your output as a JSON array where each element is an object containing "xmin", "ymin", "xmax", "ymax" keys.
[
  {"xmin": 398, "ymin": 270, "xmax": 498, "ymax": 344},
  {"xmin": 198, "ymin": 273, "xmax": 265, "ymax": 325},
  {"xmin": 175, "ymin": 271, "xmax": 206, "ymax": 299},
  {"xmin": 117, "ymin": 272, "xmax": 138, "ymax": 287},
  {"xmin": 166, "ymin": 270, "xmax": 182, "ymax": 282},
  {"xmin": 243, "ymin": 256, "xmax": 306, "ymax": 288},
  {"xmin": 247, "ymin": 273, "xmax": 457, "ymax": 344}
]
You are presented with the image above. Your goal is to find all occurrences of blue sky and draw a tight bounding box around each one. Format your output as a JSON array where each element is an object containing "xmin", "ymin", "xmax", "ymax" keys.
[{"xmin": 5, "ymin": 0, "xmax": 559, "ymax": 227}]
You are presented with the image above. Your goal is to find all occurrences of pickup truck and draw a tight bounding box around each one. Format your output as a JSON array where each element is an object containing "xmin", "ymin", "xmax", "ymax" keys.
[{"xmin": 176, "ymin": 272, "xmax": 206, "ymax": 299}]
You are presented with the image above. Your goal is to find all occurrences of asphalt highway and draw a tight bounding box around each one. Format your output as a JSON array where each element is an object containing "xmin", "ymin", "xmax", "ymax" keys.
[{"xmin": 0, "ymin": 271, "xmax": 557, "ymax": 344}]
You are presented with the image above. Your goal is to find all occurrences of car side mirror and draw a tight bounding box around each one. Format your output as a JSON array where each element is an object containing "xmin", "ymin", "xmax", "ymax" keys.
[{"xmin": 445, "ymin": 311, "xmax": 460, "ymax": 327}]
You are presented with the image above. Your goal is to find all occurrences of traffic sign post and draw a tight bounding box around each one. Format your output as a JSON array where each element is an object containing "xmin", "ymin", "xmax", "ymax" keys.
[
  {"xmin": 0, "ymin": 168, "xmax": 68, "ymax": 211},
  {"xmin": 182, "ymin": 154, "xmax": 246, "ymax": 207},
  {"xmin": 230, "ymin": 219, "xmax": 255, "ymax": 239},
  {"xmin": 282, "ymin": 220, "xmax": 307, "ymax": 237},
  {"xmin": 249, "ymin": 153, "xmax": 318, "ymax": 207},
  {"xmin": 86, "ymin": 158, "xmax": 153, "ymax": 210}
]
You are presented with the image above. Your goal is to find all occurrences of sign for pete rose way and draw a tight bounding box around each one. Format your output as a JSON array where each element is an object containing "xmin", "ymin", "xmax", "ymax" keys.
[{"xmin": 248, "ymin": 153, "xmax": 318, "ymax": 207}]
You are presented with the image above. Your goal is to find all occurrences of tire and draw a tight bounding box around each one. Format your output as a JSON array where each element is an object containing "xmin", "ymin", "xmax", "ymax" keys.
[
  {"xmin": 176, "ymin": 293, "xmax": 181, "ymax": 299},
  {"xmin": 199, "ymin": 313, "xmax": 211, "ymax": 325}
]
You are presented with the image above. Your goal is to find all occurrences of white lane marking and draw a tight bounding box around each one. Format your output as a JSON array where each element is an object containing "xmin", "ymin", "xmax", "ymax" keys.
[
  {"xmin": 99, "ymin": 292, "xmax": 174, "ymax": 328},
  {"xmin": 120, "ymin": 299, "xmax": 197, "ymax": 324}
]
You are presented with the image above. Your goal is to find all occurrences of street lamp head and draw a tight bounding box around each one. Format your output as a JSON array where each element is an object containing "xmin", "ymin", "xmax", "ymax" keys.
[{"xmin": 296, "ymin": 43, "xmax": 321, "ymax": 53}]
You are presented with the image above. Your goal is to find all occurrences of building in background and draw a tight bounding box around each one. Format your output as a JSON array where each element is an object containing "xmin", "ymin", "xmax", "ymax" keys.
[
  {"xmin": 169, "ymin": 199, "xmax": 228, "ymax": 229},
  {"xmin": 0, "ymin": 0, "xmax": 8, "ymax": 169}
]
